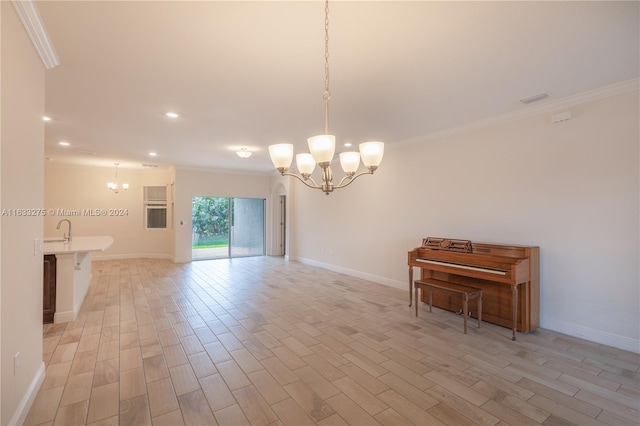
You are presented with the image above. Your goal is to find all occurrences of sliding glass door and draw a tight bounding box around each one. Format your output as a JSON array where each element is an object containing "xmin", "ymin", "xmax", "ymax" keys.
[
  {"xmin": 230, "ymin": 198, "xmax": 265, "ymax": 257},
  {"xmin": 192, "ymin": 196, "xmax": 265, "ymax": 260}
]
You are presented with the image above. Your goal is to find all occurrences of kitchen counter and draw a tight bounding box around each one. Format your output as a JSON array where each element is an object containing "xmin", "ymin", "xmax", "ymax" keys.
[
  {"xmin": 43, "ymin": 235, "xmax": 113, "ymax": 254},
  {"xmin": 43, "ymin": 235, "xmax": 113, "ymax": 322}
]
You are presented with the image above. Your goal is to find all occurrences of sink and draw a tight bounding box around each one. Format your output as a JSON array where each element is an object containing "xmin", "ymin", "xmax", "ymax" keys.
[{"xmin": 44, "ymin": 238, "xmax": 67, "ymax": 243}]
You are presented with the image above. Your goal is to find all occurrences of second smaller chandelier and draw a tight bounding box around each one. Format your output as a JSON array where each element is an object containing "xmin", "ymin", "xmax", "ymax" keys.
[{"xmin": 107, "ymin": 162, "xmax": 129, "ymax": 194}]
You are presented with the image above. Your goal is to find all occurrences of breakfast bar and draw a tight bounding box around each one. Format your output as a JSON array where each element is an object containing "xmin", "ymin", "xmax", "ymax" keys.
[{"xmin": 43, "ymin": 236, "xmax": 113, "ymax": 323}]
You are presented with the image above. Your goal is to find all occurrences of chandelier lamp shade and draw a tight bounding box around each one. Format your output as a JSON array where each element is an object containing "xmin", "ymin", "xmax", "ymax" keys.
[
  {"xmin": 107, "ymin": 162, "xmax": 128, "ymax": 193},
  {"xmin": 267, "ymin": 0, "xmax": 384, "ymax": 195}
]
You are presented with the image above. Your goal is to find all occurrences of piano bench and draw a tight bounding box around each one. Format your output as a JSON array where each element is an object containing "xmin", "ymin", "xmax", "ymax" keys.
[{"xmin": 414, "ymin": 279, "xmax": 483, "ymax": 334}]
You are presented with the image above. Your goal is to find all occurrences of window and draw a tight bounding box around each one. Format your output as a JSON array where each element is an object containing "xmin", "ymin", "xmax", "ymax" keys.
[
  {"xmin": 144, "ymin": 185, "xmax": 167, "ymax": 229},
  {"xmin": 146, "ymin": 207, "xmax": 167, "ymax": 229}
]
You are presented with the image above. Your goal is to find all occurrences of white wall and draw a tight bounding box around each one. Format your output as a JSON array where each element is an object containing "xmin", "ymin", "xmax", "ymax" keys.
[
  {"xmin": 44, "ymin": 165, "xmax": 277, "ymax": 263},
  {"xmin": 1, "ymin": 3, "xmax": 46, "ymax": 423},
  {"xmin": 290, "ymin": 89, "xmax": 639, "ymax": 352},
  {"xmin": 173, "ymin": 168, "xmax": 272, "ymax": 262},
  {"xmin": 44, "ymin": 163, "xmax": 174, "ymax": 259}
]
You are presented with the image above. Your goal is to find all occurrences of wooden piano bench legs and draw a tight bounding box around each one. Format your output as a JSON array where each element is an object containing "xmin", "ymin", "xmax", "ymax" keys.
[{"xmin": 414, "ymin": 279, "xmax": 483, "ymax": 334}]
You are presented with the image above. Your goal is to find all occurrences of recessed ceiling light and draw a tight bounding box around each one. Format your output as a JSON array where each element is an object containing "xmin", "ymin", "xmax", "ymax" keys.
[
  {"xmin": 149, "ymin": 152, "xmax": 157, "ymax": 157},
  {"xmin": 59, "ymin": 141, "xmax": 70, "ymax": 146},
  {"xmin": 344, "ymin": 143, "xmax": 352, "ymax": 147},
  {"xmin": 166, "ymin": 112, "xmax": 179, "ymax": 118},
  {"xmin": 43, "ymin": 116, "xmax": 51, "ymax": 121}
]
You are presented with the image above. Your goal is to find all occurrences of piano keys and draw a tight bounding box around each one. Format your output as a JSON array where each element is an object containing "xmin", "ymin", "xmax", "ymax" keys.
[
  {"xmin": 414, "ymin": 258, "xmax": 507, "ymax": 276},
  {"xmin": 408, "ymin": 237, "xmax": 539, "ymax": 340}
]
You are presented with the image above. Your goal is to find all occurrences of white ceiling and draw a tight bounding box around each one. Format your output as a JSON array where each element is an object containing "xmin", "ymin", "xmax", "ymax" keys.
[{"xmin": 37, "ymin": 1, "xmax": 639, "ymax": 173}]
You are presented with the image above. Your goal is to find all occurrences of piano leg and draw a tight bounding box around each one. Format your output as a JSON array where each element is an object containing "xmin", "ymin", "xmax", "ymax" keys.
[
  {"xmin": 512, "ymin": 285, "xmax": 518, "ymax": 341},
  {"xmin": 462, "ymin": 293, "xmax": 469, "ymax": 334},
  {"xmin": 409, "ymin": 267, "xmax": 413, "ymax": 307},
  {"xmin": 478, "ymin": 293, "xmax": 482, "ymax": 329}
]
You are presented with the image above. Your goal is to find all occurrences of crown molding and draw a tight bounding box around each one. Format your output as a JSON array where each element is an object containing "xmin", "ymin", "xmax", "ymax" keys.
[
  {"xmin": 393, "ymin": 78, "xmax": 640, "ymax": 148},
  {"xmin": 11, "ymin": 0, "xmax": 59, "ymax": 69}
]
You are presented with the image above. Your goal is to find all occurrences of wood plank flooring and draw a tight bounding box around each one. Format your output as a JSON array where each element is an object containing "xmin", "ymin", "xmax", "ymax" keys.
[{"xmin": 26, "ymin": 257, "xmax": 640, "ymax": 425}]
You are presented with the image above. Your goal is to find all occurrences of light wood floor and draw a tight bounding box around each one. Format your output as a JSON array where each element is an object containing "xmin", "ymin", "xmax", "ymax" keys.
[{"xmin": 26, "ymin": 257, "xmax": 640, "ymax": 425}]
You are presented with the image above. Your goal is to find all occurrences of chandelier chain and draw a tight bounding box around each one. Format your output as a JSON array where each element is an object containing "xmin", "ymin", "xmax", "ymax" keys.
[{"xmin": 323, "ymin": 0, "xmax": 330, "ymax": 134}]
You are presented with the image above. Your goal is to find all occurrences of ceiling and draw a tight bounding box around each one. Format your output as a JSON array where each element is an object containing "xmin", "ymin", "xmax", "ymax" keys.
[{"xmin": 36, "ymin": 1, "xmax": 639, "ymax": 173}]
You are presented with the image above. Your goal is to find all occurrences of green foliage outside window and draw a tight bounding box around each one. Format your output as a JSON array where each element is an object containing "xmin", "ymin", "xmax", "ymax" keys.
[{"xmin": 192, "ymin": 196, "xmax": 229, "ymax": 248}]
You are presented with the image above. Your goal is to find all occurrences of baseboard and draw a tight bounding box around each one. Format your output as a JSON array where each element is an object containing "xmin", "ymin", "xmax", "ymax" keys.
[
  {"xmin": 54, "ymin": 310, "xmax": 75, "ymax": 323},
  {"xmin": 295, "ymin": 257, "xmax": 407, "ymax": 291},
  {"xmin": 543, "ymin": 316, "xmax": 640, "ymax": 354},
  {"xmin": 9, "ymin": 361, "xmax": 45, "ymax": 426}
]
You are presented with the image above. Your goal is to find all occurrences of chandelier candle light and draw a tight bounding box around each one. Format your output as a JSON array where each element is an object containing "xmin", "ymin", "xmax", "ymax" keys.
[
  {"xmin": 107, "ymin": 162, "xmax": 129, "ymax": 193},
  {"xmin": 268, "ymin": 0, "xmax": 384, "ymax": 195}
]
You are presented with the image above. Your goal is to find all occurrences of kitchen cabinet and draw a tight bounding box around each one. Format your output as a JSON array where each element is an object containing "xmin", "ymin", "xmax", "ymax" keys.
[{"xmin": 43, "ymin": 254, "xmax": 56, "ymax": 323}]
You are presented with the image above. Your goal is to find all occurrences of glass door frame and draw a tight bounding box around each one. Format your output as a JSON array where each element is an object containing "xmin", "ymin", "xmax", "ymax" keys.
[{"xmin": 191, "ymin": 196, "xmax": 265, "ymax": 261}]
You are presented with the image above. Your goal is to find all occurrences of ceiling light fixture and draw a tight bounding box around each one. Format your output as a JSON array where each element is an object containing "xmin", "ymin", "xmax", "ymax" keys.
[
  {"xmin": 107, "ymin": 163, "xmax": 129, "ymax": 193},
  {"xmin": 59, "ymin": 141, "xmax": 70, "ymax": 146},
  {"xmin": 149, "ymin": 152, "xmax": 157, "ymax": 157},
  {"xmin": 166, "ymin": 112, "xmax": 179, "ymax": 118},
  {"xmin": 268, "ymin": 0, "xmax": 383, "ymax": 195},
  {"xmin": 43, "ymin": 116, "xmax": 51, "ymax": 121},
  {"xmin": 236, "ymin": 147, "xmax": 252, "ymax": 158}
]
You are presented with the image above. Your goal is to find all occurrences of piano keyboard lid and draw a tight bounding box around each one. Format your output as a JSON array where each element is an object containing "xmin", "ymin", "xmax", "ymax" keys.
[{"xmin": 414, "ymin": 258, "xmax": 508, "ymax": 275}]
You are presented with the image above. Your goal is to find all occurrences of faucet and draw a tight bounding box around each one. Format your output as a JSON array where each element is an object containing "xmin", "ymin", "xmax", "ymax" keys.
[{"xmin": 56, "ymin": 219, "xmax": 72, "ymax": 242}]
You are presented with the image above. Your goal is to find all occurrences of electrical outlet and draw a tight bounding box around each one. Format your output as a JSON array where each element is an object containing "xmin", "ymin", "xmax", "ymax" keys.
[{"xmin": 14, "ymin": 352, "xmax": 20, "ymax": 375}]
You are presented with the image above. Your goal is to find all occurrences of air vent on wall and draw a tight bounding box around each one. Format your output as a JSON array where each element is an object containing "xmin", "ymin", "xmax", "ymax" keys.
[{"xmin": 142, "ymin": 164, "xmax": 159, "ymax": 168}]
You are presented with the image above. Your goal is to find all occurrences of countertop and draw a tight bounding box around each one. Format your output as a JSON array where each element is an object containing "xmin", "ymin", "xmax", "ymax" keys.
[{"xmin": 43, "ymin": 236, "xmax": 113, "ymax": 255}]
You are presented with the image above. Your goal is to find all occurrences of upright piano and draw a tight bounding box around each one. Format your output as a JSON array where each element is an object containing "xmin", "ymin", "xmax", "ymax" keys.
[{"xmin": 408, "ymin": 237, "xmax": 539, "ymax": 340}]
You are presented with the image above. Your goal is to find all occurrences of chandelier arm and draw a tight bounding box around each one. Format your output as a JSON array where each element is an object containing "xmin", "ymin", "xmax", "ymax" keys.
[
  {"xmin": 334, "ymin": 169, "xmax": 374, "ymax": 189},
  {"xmin": 281, "ymin": 171, "xmax": 322, "ymax": 190}
]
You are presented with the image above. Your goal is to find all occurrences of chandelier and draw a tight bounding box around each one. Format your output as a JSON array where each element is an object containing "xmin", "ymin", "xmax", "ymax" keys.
[
  {"xmin": 107, "ymin": 163, "xmax": 129, "ymax": 193},
  {"xmin": 268, "ymin": 0, "xmax": 384, "ymax": 195}
]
